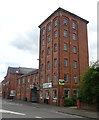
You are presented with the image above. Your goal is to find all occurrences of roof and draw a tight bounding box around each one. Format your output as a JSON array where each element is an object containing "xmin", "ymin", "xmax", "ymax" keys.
[
  {"xmin": 17, "ymin": 69, "xmax": 38, "ymax": 79},
  {"xmin": 7, "ymin": 67, "xmax": 36, "ymax": 75},
  {"xmin": 39, "ymin": 7, "xmax": 89, "ymax": 27}
]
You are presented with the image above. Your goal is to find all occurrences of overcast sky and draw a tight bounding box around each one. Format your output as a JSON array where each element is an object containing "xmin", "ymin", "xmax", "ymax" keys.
[{"xmin": 0, "ymin": 0, "xmax": 97, "ymax": 81}]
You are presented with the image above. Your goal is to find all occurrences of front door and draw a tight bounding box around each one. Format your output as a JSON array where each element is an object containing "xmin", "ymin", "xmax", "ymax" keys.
[{"xmin": 31, "ymin": 87, "xmax": 38, "ymax": 102}]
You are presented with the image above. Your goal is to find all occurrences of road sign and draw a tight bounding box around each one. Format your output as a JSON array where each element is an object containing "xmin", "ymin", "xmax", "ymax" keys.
[
  {"xmin": 43, "ymin": 83, "xmax": 52, "ymax": 88},
  {"xmin": 30, "ymin": 84, "xmax": 34, "ymax": 89},
  {"xmin": 10, "ymin": 90, "xmax": 16, "ymax": 96}
]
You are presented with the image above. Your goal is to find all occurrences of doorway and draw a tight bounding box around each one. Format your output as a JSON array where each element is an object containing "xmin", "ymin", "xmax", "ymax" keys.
[{"xmin": 31, "ymin": 87, "xmax": 38, "ymax": 102}]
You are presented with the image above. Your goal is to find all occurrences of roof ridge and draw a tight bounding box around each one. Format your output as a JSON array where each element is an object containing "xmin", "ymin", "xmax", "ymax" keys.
[{"xmin": 39, "ymin": 7, "xmax": 89, "ymax": 27}]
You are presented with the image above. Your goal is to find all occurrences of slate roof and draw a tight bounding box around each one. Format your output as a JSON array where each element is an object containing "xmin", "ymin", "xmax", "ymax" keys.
[
  {"xmin": 17, "ymin": 69, "xmax": 38, "ymax": 79},
  {"xmin": 7, "ymin": 67, "xmax": 36, "ymax": 75},
  {"xmin": 39, "ymin": 7, "xmax": 89, "ymax": 27}
]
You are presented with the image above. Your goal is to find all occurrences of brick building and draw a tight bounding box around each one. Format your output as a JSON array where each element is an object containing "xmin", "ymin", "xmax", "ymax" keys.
[
  {"xmin": 38, "ymin": 7, "xmax": 89, "ymax": 106},
  {"xmin": 0, "ymin": 82, "xmax": 2, "ymax": 97},
  {"xmin": 2, "ymin": 67, "xmax": 34, "ymax": 99},
  {"xmin": 17, "ymin": 69, "xmax": 39, "ymax": 102}
]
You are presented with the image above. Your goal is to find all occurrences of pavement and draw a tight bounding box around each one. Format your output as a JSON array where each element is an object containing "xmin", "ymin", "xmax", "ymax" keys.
[{"xmin": 2, "ymin": 98, "xmax": 98, "ymax": 119}]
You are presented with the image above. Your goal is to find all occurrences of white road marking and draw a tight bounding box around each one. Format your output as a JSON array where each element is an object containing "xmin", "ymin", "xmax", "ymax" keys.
[
  {"xmin": 35, "ymin": 116, "xmax": 42, "ymax": 118},
  {"xmin": 6, "ymin": 102, "xmax": 23, "ymax": 106},
  {"xmin": 32, "ymin": 107, "xmax": 36, "ymax": 108},
  {"xmin": 0, "ymin": 109, "xmax": 25, "ymax": 116}
]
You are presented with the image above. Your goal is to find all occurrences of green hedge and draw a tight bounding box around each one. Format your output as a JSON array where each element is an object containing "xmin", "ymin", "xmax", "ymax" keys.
[
  {"xmin": 64, "ymin": 97, "xmax": 76, "ymax": 106},
  {"xmin": 23, "ymin": 97, "xmax": 27, "ymax": 101}
]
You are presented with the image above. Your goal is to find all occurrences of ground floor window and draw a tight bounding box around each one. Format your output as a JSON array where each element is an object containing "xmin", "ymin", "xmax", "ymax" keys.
[
  {"xmin": 64, "ymin": 89, "xmax": 70, "ymax": 98},
  {"xmin": 40, "ymin": 89, "xmax": 43, "ymax": 99},
  {"xmin": 45, "ymin": 90, "xmax": 49, "ymax": 99},
  {"xmin": 73, "ymin": 89, "xmax": 78, "ymax": 98},
  {"xmin": 52, "ymin": 89, "xmax": 57, "ymax": 99},
  {"xmin": 26, "ymin": 88, "xmax": 29, "ymax": 93},
  {"xmin": 21, "ymin": 87, "xmax": 24, "ymax": 94},
  {"xmin": 17, "ymin": 88, "xmax": 20, "ymax": 93}
]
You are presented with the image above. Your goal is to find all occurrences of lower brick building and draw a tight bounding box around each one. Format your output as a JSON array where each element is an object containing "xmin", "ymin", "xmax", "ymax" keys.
[
  {"xmin": 2, "ymin": 67, "xmax": 35, "ymax": 99},
  {"xmin": 0, "ymin": 83, "xmax": 2, "ymax": 97},
  {"xmin": 17, "ymin": 69, "xmax": 39, "ymax": 102}
]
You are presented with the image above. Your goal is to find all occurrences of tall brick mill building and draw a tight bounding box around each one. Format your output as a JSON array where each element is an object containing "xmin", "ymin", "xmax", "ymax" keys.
[{"xmin": 38, "ymin": 7, "xmax": 89, "ymax": 106}]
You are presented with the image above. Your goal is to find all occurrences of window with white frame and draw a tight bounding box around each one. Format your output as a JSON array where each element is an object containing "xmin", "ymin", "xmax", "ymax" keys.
[
  {"xmin": 21, "ymin": 87, "xmax": 24, "ymax": 93},
  {"xmin": 72, "ymin": 22, "xmax": 76, "ymax": 29},
  {"xmin": 28, "ymin": 79, "xmax": 30, "ymax": 83},
  {"xmin": 53, "ymin": 74, "xmax": 57, "ymax": 83},
  {"xmin": 35, "ymin": 76, "xmax": 38, "ymax": 82},
  {"xmin": 42, "ymin": 39, "xmax": 45, "ymax": 45},
  {"xmin": 47, "ymin": 47, "xmax": 51, "ymax": 55},
  {"xmin": 53, "ymin": 89, "xmax": 57, "ymax": 99},
  {"xmin": 63, "ymin": 18, "xmax": 68, "ymax": 26},
  {"xmin": 73, "ymin": 46, "xmax": 77, "ymax": 54},
  {"xmin": 64, "ymin": 43, "xmax": 68, "ymax": 51},
  {"xmin": 73, "ymin": 89, "xmax": 78, "ymax": 98},
  {"xmin": 45, "ymin": 90, "xmax": 49, "ymax": 99},
  {"xmin": 54, "ymin": 59, "xmax": 57, "ymax": 68},
  {"xmin": 54, "ymin": 31, "xmax": 58, "ymax": 38},
  {"xmin": 64, "ymin": 58, "xmax": 68, "ymax": 67},
  {"xmin": 54, "ymin": 19, "xmax": 58, "ymax": 27},
  {"xmin": 64, "ymin": 74, "xmax": 69, "ymax": 82},
  {"xmin": 32, "ymin": 77, "xmax": 35, "ymax": 82},
  {"xmin": 54, "ymin": 44, "xmax": 57, "ymax": 52},
  {"xmin": 22, "ymin": 79, "xmax": 25, "ymax": 84},
  {"xmin": 40, "ymin": 76, "xmax": 43, "ymax": 84},
  {"xmin": 42, "ymin": 29, "xmax": 45, "ymax": 35},
  {"xmin": 72, "ymin": 33, "xmax": 76, "ymax": 40},
  {"xmin": 74, "ymin": 61, "xmax": 77, "ymax": 69},
  {"xmin": 18, "ymin": 79, "xmax": 20, "ymax": 85},
  {"xmin": 47, "ymin": 75, "xmax": 50, "ymax": 83},
  {"xmin": 47, "ymin": 61, "xmax": 50, "ymax": 70},
  {"xmin": 26, "ymin": 88, "xmax": 29, "ymax": 93},
  {"xmin": 40, "ymin": 89, "xmax": 43, "ymax": 99},
  {"xmin": 63, "ymin": 30, "xmax": 67, "ymax": 37},
  {"xmin": 64, "ymin": 89, "xmax": 70, "ymax": 98},
  {"xmin": 74, "ymin": 75, "xmax": 78, "ymax": 83},
  {"xmin": 47, "ymin": 24, "xmax": 51, "ymax": 31},
  {"xmin": 47, "ymin": 35, "xmax": 51, "ymax": 43},
  {"xmin": 42, "ymin": 50, "xmax": 44, "ymax": 58},
  {"xmin": 17, "ymin": 88, "xmax": 20, "ymax": 93}
]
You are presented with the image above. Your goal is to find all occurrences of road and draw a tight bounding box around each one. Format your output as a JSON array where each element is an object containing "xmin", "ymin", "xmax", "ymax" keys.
[{"xmin": 0, "ymin": 98, "xmax": 88, "ymax": 119}]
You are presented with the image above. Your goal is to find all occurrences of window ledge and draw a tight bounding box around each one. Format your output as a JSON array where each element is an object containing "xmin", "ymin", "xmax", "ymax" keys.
[{"xmin": 53, "ymin": 98, "xmax": 57, "ymax": 100}]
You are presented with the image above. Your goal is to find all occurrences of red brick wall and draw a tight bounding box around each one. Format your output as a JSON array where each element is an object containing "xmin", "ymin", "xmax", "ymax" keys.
[
  {"xmin": 80, "ymin": 103, "xmax": 97, "ymax": 111},
  {"xmin": 2, "ymin": 73, "xmax": 22, "ymax": 99},
  {"xmin": 16, "ymin": 73, "xmax": 38, "ymax": 102},
  {"xmin": 39, "ymin": 9, "xmax": 89, "ymax": 106},
  {"xmin": 0, "ymin": 83, "xmax": 2, "ymax": 97}
]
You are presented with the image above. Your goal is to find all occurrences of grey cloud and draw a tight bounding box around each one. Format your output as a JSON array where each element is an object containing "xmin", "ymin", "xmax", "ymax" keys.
[{"xmin": 11, "ymin": 28, "xmax": 39, "ymax": 55}]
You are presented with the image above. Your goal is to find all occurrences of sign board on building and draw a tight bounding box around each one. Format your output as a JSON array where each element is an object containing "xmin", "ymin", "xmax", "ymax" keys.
[
  {"xmin": 10, "ymin": 90, "xmax": 16, "ymax": 96},
  {"xmin": 30, "ymin": 84, "xmax": 34, "ymax": 89},
  {"xmin": 59, "ymin": 79, "xmax": 65, "ymax": 85},
  {"xmin": 43, "ymin": 83, "xmax": 52, "ymax": 88}
]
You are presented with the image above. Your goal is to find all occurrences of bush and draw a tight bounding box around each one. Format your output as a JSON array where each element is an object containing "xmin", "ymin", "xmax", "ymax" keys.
[
  {"xmin": 23, "ymin": 97, "xmax": 27, "ymax": 101},
  {"xmin": 64, "ymin": 97, "xmax": 76, "ymax": 106},
  {"xmin": 78, "ymin": 62, "xmax": 99, "ymax": 104}
]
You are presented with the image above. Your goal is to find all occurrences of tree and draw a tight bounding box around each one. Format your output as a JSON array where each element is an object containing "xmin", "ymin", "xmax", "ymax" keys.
[{"xmin": 78, "ymin": 61, "xmax": 99, "ymax": 104}]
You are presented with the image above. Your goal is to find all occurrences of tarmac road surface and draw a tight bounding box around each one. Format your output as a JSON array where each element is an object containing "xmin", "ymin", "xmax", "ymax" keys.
[{"xmin": 0, "ymin": 98, "xmax": 90, "ymax": 119}]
